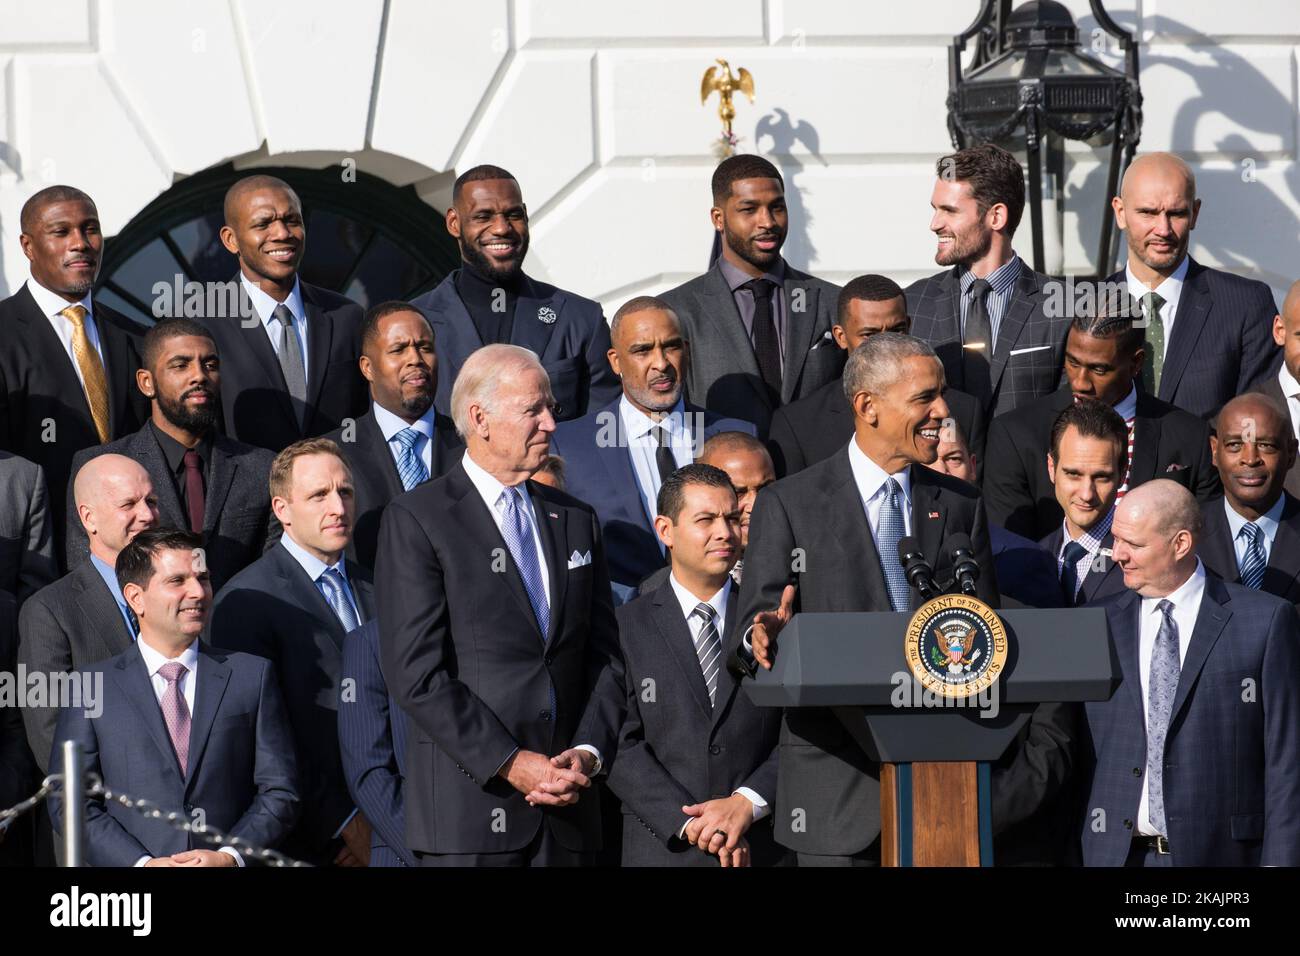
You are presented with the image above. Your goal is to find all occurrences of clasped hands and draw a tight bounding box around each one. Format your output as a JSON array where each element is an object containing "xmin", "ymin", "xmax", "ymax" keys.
[
  {"xmin": 143, "ymin": 849, "xmax": 237, "ymax": 867},
  {"xmin": 682, "ymin": 793, "xmax": 754, "ymax": 868},
  {"xmin": 502, "ymin": 748, "xmax": 596, "ymax": 807}
]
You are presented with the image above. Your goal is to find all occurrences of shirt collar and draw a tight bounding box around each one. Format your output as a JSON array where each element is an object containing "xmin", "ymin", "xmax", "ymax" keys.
[
  {"xmin": 846, "ymin": 437, "xmax": 911, "ymax": 510},
  {"xmin": 1279, "ymin": 362, "xmax": 1300, "ymax": 401},
  {"xmin": 372, "ymin": 400, "xmax": 437, "ymax": 443},
  {"xmin": 1126, "ymin": 255, "xmax": 1189, "ymax": 302},
  {"xmin": 618, "ymin": 394, "xmax": 686, "ymax": 440},
  {"xmin": 240, "ymin": 272, "xmax": 305, "ymax": 328},
  {"xmin": 137, "ymin": 635, "xmax": 200, "ymax": 679},
  {"xmin": 26, "ymin": 277, "xmax": 92, "ymax": 321},
  {"xmin": 1223, "ymin": 493, "xmax": 1286, "ymax": 542},
  {"xmin": 89, "ymin": 553, "xmax": 127, "ymax": 604},
  {"xmin": 462, "ymin": 449, "xmax": 528, "ymax": 511},
  {"xmin": 1141, "ymin": 558, "xmax": 1206, "ymax": 617},
  {"xmin": 1111, "ymin": 384, "xmax": 1139, "ymax": 421},
  {"xmin": 279, "ymin": 532, "xmax": 347, "ymax": 585},
  {"xmin": 667, "ymin": 572, "xmax": 730, "ymax": 631},
  {"xmin": 1062, "ymin": 505, "xmax": 1114, "ymax": 551},
  {"xmin": 718, "ymin": 255, "xmax": 786, "ymax": 293},
  {"xmin": 149, "ymin": 420, "xmax": 211, "ymax": 473},
  {"xmin": 959, "ymin": 254, "xmax": 1022, "ymax": 296}
]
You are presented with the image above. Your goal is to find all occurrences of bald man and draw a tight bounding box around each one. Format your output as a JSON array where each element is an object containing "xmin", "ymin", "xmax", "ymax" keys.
[
  {"xmin": 1256, "ymin": 281, "xmax": 1300, "ymax": 499},
  {"xmin": 1080, "ymin": 480, "xmax": 1300, "ymax": 866},
  {"xmin": 17, "ymin": 455, "xmax": 160, "ymax": 773},
  {"xmin": 1196, "ymin": 393, "xmax": 1300, "ymax": 606},
  {"xmin": 195, "ymin": 174, "xmax": 368, "ymax": 452},
  {"xmin": 1106, "ymin": 152, "xmax": 1278, "ymax": 419}
]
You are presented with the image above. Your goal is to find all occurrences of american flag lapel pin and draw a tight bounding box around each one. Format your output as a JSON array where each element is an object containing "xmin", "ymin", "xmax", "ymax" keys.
[
  {"xmin": 928, "ymin": 511, "xmax": 940, "ymax": 519},
  {"xmin": 548, "ymin": 512, "xmax": 559, "ymax": 519}
]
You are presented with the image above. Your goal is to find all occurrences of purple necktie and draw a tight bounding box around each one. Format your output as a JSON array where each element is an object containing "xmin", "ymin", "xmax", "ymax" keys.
[{"xmin": 159, "ymin": 661, "xmax": 191, "ymax": 776}]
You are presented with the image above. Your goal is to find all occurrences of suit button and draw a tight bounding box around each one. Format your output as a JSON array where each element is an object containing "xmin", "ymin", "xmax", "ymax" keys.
[
  {"xmin": 1123, "ymin": 819, "xmax": 1133, "ymax": 830},
  {"xmin": 709, "ymin": 745, "xmax": 722, "ymax": 756},
  {"xmin": 539, "ymin": 710, "xmax": 552, "ymax": 721},
  {"xmin": 1132, "ymin": 767, "xmax": 1142, "ymax": 777}
]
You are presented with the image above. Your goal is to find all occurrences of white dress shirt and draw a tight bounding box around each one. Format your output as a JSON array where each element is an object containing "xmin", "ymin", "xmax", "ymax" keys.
[
  {"xmin": 372, "ymin": 400, "xmax": 437, "ymax": 476},
  {"xmin": 847, "ymin": 437, "xmax": 913, "ymax": 542},
  {"xmin": 133, "ymin": 638, "xmax": 243, "ymax": 866},
  {"xmin": 1277, "ymin": 363, "xmax": 1300, "ymax": 442},
  {"xmin": 1126, "ymin": 256, "xmax": 1190, "ymax": 364},
  {"xmin": 620, "ymin": 395, "xmax": 695, "ymax": 526},
  {"xmin": 1136, "ymin": 560, "xmax": 1206, "ymax": 836},
  {"xmin": 1224, "ymin": 494, "xmax": 1284, "ymax": 570},
  {"xmin": 25, "ymin": 276, "xmax": 105, "ymax": 392},
  {"xmin": 240, "ymin": 272, "xmax": 309, "ymax": 384}
]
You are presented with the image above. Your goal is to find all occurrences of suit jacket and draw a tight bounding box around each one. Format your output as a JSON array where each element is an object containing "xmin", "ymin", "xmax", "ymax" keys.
[
  {"xmin": 766, "ymin": 376, "xmax": 987, "ymax": 478},
  {"xmin": 47, "ymin": 641, "xmax": 300, "ymax": 867},
  {"xmin": 1250, "ymin": 373, "xmax": 1300, "ymax": 501},
  {"xmin": 0, "ymin": 451, "xmax": 57, "ymax": 604},
  {"xmin": 0, "ymin": 589, "xmax": 37, "ymax": 866},
  {"xmin": 376, "ymin": 461, "xmax": 624, "ymax": 856},
  {"xmin": 906, "ymin": 262, "xmax": 1069, "ymax": 419},
  {"xmin": 984, "ymin": 386, "xmax": 1221, "ymax": 540},
  {"xmin": 17, "ymin": 560, "xmax": 137, "ymax": 773},
  {"xmin": 660, "ymin": 260, "xmax": 843, "ymax": 437},
  {"xmin": 339, "ymin": 620, "xmax": 412, "ymax": 867},
  {"xmin": 1107, "ymin": 257, "xmax": 1279, "ymax": 419},
  {"xmin": 606, "ymin": 579, "xmax": 783, "ymax": 867},
  {"xmin": 1198, "ymin": 495, "xmax": 1300, "ymax": 606},
  {"xmin": 196, "ymin": 278, "xmax": 369, "ymax": 452},
  {"xmin": 992, "ymin": 524, "xmax": 1064, "ymax": 609},
  {"xmin": 65, "ymin": 424, "xmax": 278, "ymax": 593},
  {"xmin": 325, "ymin": 406, "xmax": 463, "ymax": 571},
  {"xmin": 410, "ymin": 270, "xmax": 620, "ymax": 423},
  {"xmin": 209, "ymin": 543, "xmax": 375, "ymax": 865},
  {"xmin": 1040, "ymin": 524, "xmax": 1127, "ymax": 607},
  {"xmin": 1080, "ymin": 576, "xmax": 1300, "ymax": 866},
  {"xmin": 0, "ymin": 286, "xmax": 148, "ymax": 557},
  {"xmin": 550, "ymin": 399, "xmax": 755, "ymax": 592}
]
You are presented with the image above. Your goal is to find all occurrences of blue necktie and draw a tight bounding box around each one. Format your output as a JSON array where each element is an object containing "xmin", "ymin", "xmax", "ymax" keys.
[
  {"xmin": 1060, "ymin": 540, "xmax": 1089, "ymax": 605},
  {"xmin": 1146, "ymin": 599, "xmax": 1180, "ymax": 837},
  {"xmin": 499, "ymin": 487, "xmax": 550, "ymax": 641},
  {"xmin": 877, "ymin": 477, "xmax": 911, "ymax": 613},
  {"xmin": 1238, "ymin": 522, "xmax": 1267, "ymax": 590},
  {"xmin": 391, "ymin": 427, "xmax": 429, "ymax": 491},
  {"xmin": 319, "ymin": 567, "xmax": 360, "ymax": 632}
]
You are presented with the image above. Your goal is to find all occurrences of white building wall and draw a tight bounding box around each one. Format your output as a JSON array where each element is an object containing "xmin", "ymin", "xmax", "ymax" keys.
[{"xmin": 1, "ymin": 0, "xmax": 1297, "ymax": 312}]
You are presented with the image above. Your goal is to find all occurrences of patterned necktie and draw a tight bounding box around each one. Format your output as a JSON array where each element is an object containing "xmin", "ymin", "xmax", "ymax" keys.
[
  {"xmin": 1140, "ymin": 291, "xmax": 1166, "ymax": 396},
  {"xmin": 319, "ymin": 566, "xmax": 360, "ymax": 632},
  {"xmin": 158, "ymin": 661, "xmax": 191, "ymax": 776},
  {"xmin": 499, "ymin": 487, "xmax": 550, "ymax": 640},
  {"xmin": 1146, "ymin": 599, "xmax": 1180, "ymax": 836},
  {"xmin": 1238, "ymin": 522, "xmax": 1267, "ymax": 590},
  {"xmin": 691, "ymin": 603, "xmax": 723, "ymax": 706},
  {"xmin": 61, "ymin": 305, "xmax": 111, "ymax": 443},
  {"xmin": 272, "ymin": 304, "xmax": 308, "ymax": 411},
  {"xmin": 877, "ymin": 477, "xmax": 911, "ymax": 613},
  {"xmin": 392, "ymin": 427, "xmax": 430, "ymax": 491},
  {"xmin": 653, "ymin": 424, "xmax": 677, "ymax": 485},
  {"xmin": 1060, "ymin": 539, "xmax": 1089, "ymax": 605},
  {"xmin": 1117, "ymin": 416, "xmax": 1136, "ymax": 498},
  {"xmin": 745, "ymin": 278, "xmax": 782, "ymax": 401}
]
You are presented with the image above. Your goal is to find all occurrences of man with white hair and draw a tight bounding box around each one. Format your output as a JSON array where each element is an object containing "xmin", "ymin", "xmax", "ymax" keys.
[
  {"xmin": 1080, "ymin": 479, "xmax": 1300, "ymax": 866},
  {"xmin": 377, "ymin": 343, "xmax": 624, "ymax": 866}
]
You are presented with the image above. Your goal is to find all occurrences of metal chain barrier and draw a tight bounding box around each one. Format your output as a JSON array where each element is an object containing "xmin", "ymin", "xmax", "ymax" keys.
[{"xmin": 0, "ymin": 774, "xmax": 59, "ymax": 829}]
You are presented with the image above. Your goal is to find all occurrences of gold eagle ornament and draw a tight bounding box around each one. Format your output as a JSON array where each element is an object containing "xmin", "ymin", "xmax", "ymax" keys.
[{"xmin": 700, "ymin": 59, "xmax": 755, "ymax": 138}]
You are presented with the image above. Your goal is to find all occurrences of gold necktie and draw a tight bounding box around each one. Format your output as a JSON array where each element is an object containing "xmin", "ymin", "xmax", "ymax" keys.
[{"xmin": 61, "ymin": 305, "xmax": 111, "ymax": 443}]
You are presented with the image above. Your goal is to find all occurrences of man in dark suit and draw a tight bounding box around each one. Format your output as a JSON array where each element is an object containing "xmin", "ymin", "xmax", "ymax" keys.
[
  {"xmin": 339, "ymin": 620, "xmax": 413, "ymax": 867},
  {"xmin": 551, "ymin": 296, "xmax": 754, "ymax": 602},
  {"xmin": 608, "ymin": 465, "xmax": 782, "ymax": 867},
  {"xmin": 327, "ymin": 301, "xmax": 462, "ymax": 571},
  {"xmin": 0, "ymin": 186, "xmax": 148, "ymax": 558},
  {"xmin": 378, "ymin": 344, "xmax": 625, "ymax": 866},
  {"xmin": 197, "ymin": 174, "xmax": 368, "ymax": 452},
  {"xmin": 18, "ymin": 455, "xmax": 159, "ymax": 775},
  {"xmin": 985, "ymin": 307, "xmax": 1219, "ymax": 540},
  {"xmin": 1198, "ymin": 393, "xmax": 1300, "ymax": 605},
  {"xmin": 1039, "ymin": 401, "xmax": 1129, "ymax": 607},
  {"xmin": 409, "ymin": 165, "xmax": 618, "ymax": 423},
  {"xmin": 0, "ymin": 451, "xmax": 57, "ymax": 604},
  {"xmin": 1080, "ymin": 480, "xmax": 1300, "ymax": 866},
  {"xmin": 906, "ymin": 144, "xmax": 1069, "ymax": 419},
  {"xmin": 1108, "ymin": 152, "xmax": 1277, "ymax": 420},
  {"xmin": 735, "ymin": 333, "xmax": 1074, "ymax": 865},
  {"xmin": 768, "ymin": 274, "xmax": 985, "ymax": 477},
  {"xmin": 210, "ymin": 438, "xmax": 375, "ymax": 867},
  {"xmin": 0, "ymin": 589, "xmax": 37, "ymax": 866},
  {"xmin": 65, "ymin": 319, "xmax": 277, "ymax": 593},
  {"xmin": 660, "ymin": 155, "xmax": 843, "ymax": 436},
  {"xmin": 49, "ymin": 528, "xmax": 299, "ymax": 867},
  {"xmin": 1258, "ymin": 281, "xmax": 1300, "ymax": 499}
]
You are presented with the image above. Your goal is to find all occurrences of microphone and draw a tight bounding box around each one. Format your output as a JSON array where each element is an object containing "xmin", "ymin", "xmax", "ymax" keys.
[
  {"xmin": 897, "ymin": 536, "xmax": 937, "ymax": 600},
  {"xmin": 948, "ymin": 533, "xmax": 980, "ymax": 596}
]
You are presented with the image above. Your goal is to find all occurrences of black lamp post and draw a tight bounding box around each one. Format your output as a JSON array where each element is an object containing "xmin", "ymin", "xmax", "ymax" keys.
[{"xmin": 947, "ymin": 0, "xmax": 1142, "ymax": 276}]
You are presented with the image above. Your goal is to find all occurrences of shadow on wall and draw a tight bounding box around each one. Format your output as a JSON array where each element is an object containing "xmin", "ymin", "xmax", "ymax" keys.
[{"xmin": 753, "ymin": 107, "xmax": 826, "ymax": 273}]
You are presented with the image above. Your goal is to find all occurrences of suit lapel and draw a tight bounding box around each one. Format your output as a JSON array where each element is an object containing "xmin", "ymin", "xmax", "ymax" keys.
[
  {"xmin": 910, "ymin": 468, "xmax": 948, "ymax": 579},
  {"xmin": 988, "ymin": 271, "xmax": 1038, "ymax": 394},
  {"xmin": 700, "ymin": 265, "xmax": 769, "ymax": 409},
  {"xmin": 358, "ymin": 411, "xmax": 406, "ymax": 500},
  {"xmin": 1081, "ymin": 531, "xmax": 1121, "ymax": 603},
  {"xmin": 203, "ymin": 438, "xmax": 239, "ymax": 532},
  {"xmin": 73, "ymin": 562, "xmax": 134, "ymax": 654},
  {"xmin": 1129, "ymin": 394, "xmax": 1161, "ymax": 486},
  {"xmin": 1157, "ymin": 260, "xmax": 1210, "ymax": 403},
  {"xmin": 131, "ymin": 427, "xmax": 187, "ymax": 530},
  {"xmin": 780, "ymin": 273, "xmax": 820, "ymax": 404},
  {"xmin": 270, "ymin": 546, "xmax": 344, "ymax": 648},
  {"xmin": 183, "ymin": 645, "xmax": 230, "ymax": 790},
  {"xmin": 347, "ymin": 562, "xmax": 377, "ymax": 622},
  {"xmin": 530, "ymin": 482, "xmax": 568, "ymax": 644},
  {"xmin": 511, "ymin": 277, "xmax": 561, "ymax": 359},
  {"xmin": 1200, "ymin": 501, "xmax": 1240, "ymax": 584},
  {"xmin": 230, "ymin": 276, "xmax": 298, "ymax": 429},
  {"xmin": 650, "ymin": 583, "xmax": 714, "ymax": 720},
  {"xmin": 429, "ymin": 414, "xmax": 463, "ymax": 480},
  {"xmin": 16, "ymin": 288, "xmax": 95, "ymax": 425},
  {"xmin": 1111, "ymin": 591, "xmax": 1145, "ymax": 716},
  {"xmin": 114, "ymin": 652, "xmax": 184, "ymax": 781},
  {"xmin": 1263, "ymin": 495, "xmax": 1300, "ymax": 594},
  {"xmin": 94, "ymin": 312, "xmax": 133, "ymax": 438},
  {"xmin": 1168, "ymin": 577, "xmax": 1230, "ymax": 726},
  {"xmin": 825, "ymin": 449, "xmax": 891, "ymax": 609},
  {"xmin": 301, "ymin": 283, "xmax": 335, "ymax": 422}
]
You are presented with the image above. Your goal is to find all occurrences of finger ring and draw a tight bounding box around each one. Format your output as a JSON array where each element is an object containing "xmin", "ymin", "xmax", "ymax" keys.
[{"xmin": 715, "ymin": 830, "xmax": 727, "ymax": 839}]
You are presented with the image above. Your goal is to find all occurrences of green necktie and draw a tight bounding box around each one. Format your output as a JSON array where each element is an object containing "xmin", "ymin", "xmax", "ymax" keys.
[{"xmin": 1141, "ymin": 291, "xmax": 1166, "ymax": 395}]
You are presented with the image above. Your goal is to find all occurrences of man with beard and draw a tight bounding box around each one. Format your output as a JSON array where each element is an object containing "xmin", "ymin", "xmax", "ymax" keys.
[
  {"xmin": 907, "ymin": 143, "xmax": 1070, "ymax": 419},
  {"xmin": 410, "ymin": 165, "xmax": 619, "ymax": 423},
  {"xmin": 64, "ymin": 319, "xmax": 278, "ymax": 594},
  {"xmin": 0, "ymin": 185, "xmax": 148, "ymax": 562},
  {"xmin": 1106, "ymin": 153, "xmax": 1277, "ymax": 420},
  {"xmin": 198, "ymin": 174, "xmax": 369, "ymax": 451},
  {"xmin": 327, "ymin": 302, "xmax": 463, "ymax": 570},
  {"xmin": 661, "ymin": 155, "xmax": 842, "ymax": 437},
  {"xmin": 551, "ymin": 297, "xmax": 755, "ymax": 603}
]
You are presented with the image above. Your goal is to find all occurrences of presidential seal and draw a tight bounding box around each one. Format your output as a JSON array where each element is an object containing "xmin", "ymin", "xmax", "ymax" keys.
[{"xmin": 903, "ymin": 594, "xmax": 1007, "ymax": 700}]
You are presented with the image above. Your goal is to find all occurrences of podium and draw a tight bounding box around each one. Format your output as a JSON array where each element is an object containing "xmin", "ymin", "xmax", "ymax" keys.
[{"xmin": 745, "ymin": 600, "xmax": 1119, "ymax": 866}]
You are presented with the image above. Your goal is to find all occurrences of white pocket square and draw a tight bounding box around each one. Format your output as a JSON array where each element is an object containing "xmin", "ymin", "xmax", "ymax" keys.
[
  {"xmin": 1009, "ymin": 344, "xmax": 1052, "ymax": 357},
  {"xmin": 568, "ymin": 550, "xmax": 593, "ymax": 570}
]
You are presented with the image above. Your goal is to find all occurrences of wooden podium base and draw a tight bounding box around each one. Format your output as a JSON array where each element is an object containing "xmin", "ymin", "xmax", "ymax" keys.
[{"xmin": 881, "ymin": 761, "xmax": 993, "ymax": 866}]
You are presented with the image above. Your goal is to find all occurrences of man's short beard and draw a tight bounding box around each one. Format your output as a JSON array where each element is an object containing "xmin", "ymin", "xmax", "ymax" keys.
[
  {"xmin": 159, "ymin": 391, "xmax": 219, "ymax": 434},
  {"xmin": 400, "ymin": 389, "xmax": 435, "ymax": 419},
  {"xmin": 724, "ymin": 224, "xmax": 782, "ymax": 271},
  {"xmin": 935, "ymin": 225, "xmax": 993, "ymax": 267},
  {"xmin": 460, "ymin": 233, "xmax": 529, "ymax": 282}
]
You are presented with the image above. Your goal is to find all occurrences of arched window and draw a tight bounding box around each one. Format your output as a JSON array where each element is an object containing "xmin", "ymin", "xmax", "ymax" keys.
[{"xmin": 97, "ymin": 163, "xmax": 458, "ymax": 323}]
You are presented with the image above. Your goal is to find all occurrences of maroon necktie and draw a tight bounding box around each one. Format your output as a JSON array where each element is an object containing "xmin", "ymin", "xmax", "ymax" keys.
[{"xmin": 183, "ymin": 449, "xmax": 205, "ymax": 533}]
